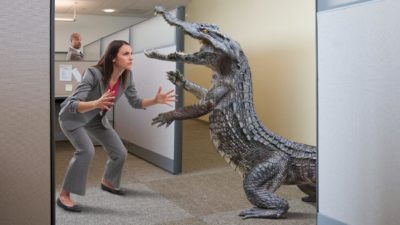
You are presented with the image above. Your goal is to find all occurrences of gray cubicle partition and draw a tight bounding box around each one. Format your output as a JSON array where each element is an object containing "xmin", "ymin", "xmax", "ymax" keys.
[
  {"xmin": 54, "ymin": 61, "xmax": 98, "ymax": 141},
  {"xmin": 54, "ymin": 61, "xmax": 97, "ymax": 98},
  {"xmin": 115, "ymin": 8, "xmax": 184, "ymax": 174},
  {"xmin": 317, "ymin": 0, "xmax": 400, "ymax": 225},
  {"xmin": 101, "ymin": 29, "xmax": 130, "ymax": 54},
  {"xmin": 63, "ymin": 7, "xmax": 184, "ymax": 174},
  {"xmin": 83, "ymin": 40, "xmax": 101, "ymax": 61},
  {"xmin": 0, "ymin": 0, "xmax": 52, "ymax": 224}
]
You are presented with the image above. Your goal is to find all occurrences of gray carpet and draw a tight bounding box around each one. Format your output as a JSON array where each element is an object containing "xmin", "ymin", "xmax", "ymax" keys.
[
  {"xmin": 55, "ymin": 119, "xmax": 316, "ymax": 225},
  {"xmin": 56, "ymin": 183, "xmax": 192, "ymax": 225}
]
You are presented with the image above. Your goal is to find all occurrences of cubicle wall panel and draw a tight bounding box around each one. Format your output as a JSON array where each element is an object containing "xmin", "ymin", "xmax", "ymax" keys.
[
  {"xmin": 114, "ymin": 9, "xmax": 180, "ymax": 172},
  {"xmin": 115, "ymin": 46, "xmax": 176, "ymax": 159},
  {"xmin": 83, "ymin": 40, "xmax": 101, "ymax": 61},
  {"xmin": 101, "ymin": 29, "xmax": 130, "ymax": 55},
  {"xmin": 318, "ymin": 0, "xmax": 400, "ymax": 224},
  {"xmin": 0, "ymin": 0, "xmax": 50, "ymax": 224},
  {"xmin": 54, "ymin": 61, "xmax": 98, "ymax": 97},
  {"xmin": 130, "ymin": 9, "xmax": 176, "ymax": 53}
]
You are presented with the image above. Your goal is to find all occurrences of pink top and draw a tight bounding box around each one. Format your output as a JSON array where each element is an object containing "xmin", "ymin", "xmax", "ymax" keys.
[
  {"xmin": 103, "ymin": 78, "xmax": 120, "ymax": 113},
  {"xmin": 108, "ymin": 78, "xmax": 120, "ymax": 99}
]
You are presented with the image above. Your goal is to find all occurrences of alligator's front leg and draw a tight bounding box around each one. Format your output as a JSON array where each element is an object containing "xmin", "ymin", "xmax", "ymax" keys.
[
  {"xmin": 166, "ymin": 71, "xmax": 207, "ymax": 100},
  {"xmin": 152, "ymin": 85, "xmax": 231, "ymax": 127},
  {"xmin": 145, "ymin": 50, "xmax": 209, "ymax": 65},
  {"xmin": 240, "ymin": 153, "xmax": 290, "ymax": 219},
  {"xmin": 152, "ymin": 101, "xmax": 214, "ymax": 127}
]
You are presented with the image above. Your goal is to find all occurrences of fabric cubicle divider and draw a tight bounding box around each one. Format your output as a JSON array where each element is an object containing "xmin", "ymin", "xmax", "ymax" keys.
[
  {"xmin": 114, "ymin": 8, "xmax": 183, "ymax": 174},
  {"xmin": 83, "ymin": 40, "xmax": 101, "ymax": 61},
  {"xmin": 0, "ymin": 0, "xmax": 51, "ymax": 224},
  {"xmin": 100, "ymin": 28, "xmax": 130, "ymax": 54},
  {"xmin": 317, "ymin": 0, "xmax": 400, "ymax": 225}
]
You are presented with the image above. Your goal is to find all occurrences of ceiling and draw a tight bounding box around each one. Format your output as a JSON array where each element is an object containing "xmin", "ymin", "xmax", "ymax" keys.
[{"xmin": 55, "ymin": 0, "xmax": 192, "ymax": 18}]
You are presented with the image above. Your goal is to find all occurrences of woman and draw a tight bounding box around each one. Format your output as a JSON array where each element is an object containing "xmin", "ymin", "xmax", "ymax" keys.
[{"xmin": 57, "ymin": 40, "xmax": 175, "ymax": 212}]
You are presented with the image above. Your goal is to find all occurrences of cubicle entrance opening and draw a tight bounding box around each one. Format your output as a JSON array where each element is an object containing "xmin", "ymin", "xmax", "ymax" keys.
[
  {"xmin": 53, "ymin": 6, "xmax": 185, "ymax": 223},
  {"xmin": 54, "ymin": 7, "xmax": 185, "ymax": 177}
]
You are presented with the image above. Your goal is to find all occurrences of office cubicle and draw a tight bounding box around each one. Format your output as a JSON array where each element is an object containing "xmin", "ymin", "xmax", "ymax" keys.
[{"xmin": 75, "ymin": 7, "xmax": 184, "ymax": 174}]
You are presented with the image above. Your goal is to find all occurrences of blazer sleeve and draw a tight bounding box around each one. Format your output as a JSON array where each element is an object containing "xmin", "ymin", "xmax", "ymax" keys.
[
  {"xmin": 124, "ymin": 72, "xmax": 143, "ymax": 109},
  {"xmin": 63, "ymin": 69, "xmax": 97, "ymax": 113}
]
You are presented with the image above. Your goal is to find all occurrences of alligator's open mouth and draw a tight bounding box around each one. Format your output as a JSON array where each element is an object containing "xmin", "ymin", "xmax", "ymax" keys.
[
  {"xmin": 153, "ymin": 6, "xmax": 219, "ymax": 45},
  {"xmin": 145, "ymin": 6, "xmax": 240, "ymax": 65}
]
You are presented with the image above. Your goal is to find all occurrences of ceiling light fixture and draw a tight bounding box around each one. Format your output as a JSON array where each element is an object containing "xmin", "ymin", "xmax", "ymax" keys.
[
  {"xmin": 103, "ymin": 9, "xmax": 115, "ymax": 13},
  {"xmin": 55, "ymin": 4, "xmax": 77, "ymax": 22}
]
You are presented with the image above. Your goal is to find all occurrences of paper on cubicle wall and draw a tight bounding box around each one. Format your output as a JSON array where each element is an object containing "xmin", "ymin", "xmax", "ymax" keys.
[
  {"xmin": 59, "ymin": 64, "xmax": 72, "ymax": 81},
  {"xmin": 71, "ymin": 68, "xmax": 82, "ymax": 82},
  {"xmin": 65, "ymin": 84, "xmax": 73, "ymax": 91}
]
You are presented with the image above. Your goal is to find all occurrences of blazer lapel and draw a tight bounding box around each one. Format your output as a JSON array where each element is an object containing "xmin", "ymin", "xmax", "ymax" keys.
[
  {"xmin": 89, "ymin": 67, "xmax": 106, "ymax": 94},
  {"xmin": 116, "ymin": 80, "xmax": 124, "ymax": 99}
]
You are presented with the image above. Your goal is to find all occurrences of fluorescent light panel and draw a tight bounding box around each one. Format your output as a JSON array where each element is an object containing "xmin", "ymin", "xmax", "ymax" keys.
[
  {"xmin": 55, "ymin": 4, "xmax": 76, "ymax": 22},
  {"xmin": 55, "ymin": 17, "xmax": 76, "ymax": 22},
  {"xmin": 103, "ymin": 9, "xmax": 115, "ymax": 13}
]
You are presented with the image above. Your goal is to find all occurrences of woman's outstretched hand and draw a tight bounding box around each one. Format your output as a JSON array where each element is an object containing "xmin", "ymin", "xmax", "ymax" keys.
[
  {"xmin": 154, "ymin": 86, "xmax": 176, "ymax": 107},
  {"xmin": 95, "ymin": 89, "xmax": 115, "ymax": 110}
]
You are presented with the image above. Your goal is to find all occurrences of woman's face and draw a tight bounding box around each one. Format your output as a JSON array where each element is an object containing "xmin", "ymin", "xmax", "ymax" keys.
[{"xmin": 113, "ymin": 44, "xmax": 133, "ymax": 70}]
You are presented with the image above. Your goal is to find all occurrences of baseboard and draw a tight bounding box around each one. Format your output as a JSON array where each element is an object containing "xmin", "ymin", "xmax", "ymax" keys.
[
  {"xmin": 317, "ymin": 213, "xmax": 347, "ymax": 225},
  {"xmin": 122, "ymin": 140, "xmax": 176, "ymax": 174}
]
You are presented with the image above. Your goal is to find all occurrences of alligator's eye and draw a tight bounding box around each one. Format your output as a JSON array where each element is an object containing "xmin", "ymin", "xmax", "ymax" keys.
[{"xmin": 201, "ymin": 29, "xmax": 209, "ymax": 34}]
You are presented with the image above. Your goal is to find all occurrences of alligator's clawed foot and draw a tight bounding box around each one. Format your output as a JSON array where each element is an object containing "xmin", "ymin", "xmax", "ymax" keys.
[
  {"xmin": 239, "ymin": 207, "xmax": 287, "ymax": 219},
  {"xmin": 152, "ymin": 113, "xmax": 174, "ymax": 127},
  {"xmin": 166, "ymin": 71, "xmax": 185, "ymax": 86},
  {"xmin": 301, "ymin": 196, "xmax": 316, "ymax": 203}
]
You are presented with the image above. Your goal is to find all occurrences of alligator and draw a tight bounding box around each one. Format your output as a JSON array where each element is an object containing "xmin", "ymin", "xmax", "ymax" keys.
[{"xmin": 145, "ymin": 6, "xmax": 316, "ymax": 219}]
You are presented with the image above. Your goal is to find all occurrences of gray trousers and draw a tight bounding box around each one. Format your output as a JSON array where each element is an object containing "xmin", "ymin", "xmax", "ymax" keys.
[{"xmin": 60, "ymin": 116, "xmax": 127, "ymax": 195}]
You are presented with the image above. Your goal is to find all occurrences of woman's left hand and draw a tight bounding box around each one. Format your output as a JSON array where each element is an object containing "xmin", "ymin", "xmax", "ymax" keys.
[{"xmin": 154, "ymin": 86, "xmax": 176, "ymax": 106}]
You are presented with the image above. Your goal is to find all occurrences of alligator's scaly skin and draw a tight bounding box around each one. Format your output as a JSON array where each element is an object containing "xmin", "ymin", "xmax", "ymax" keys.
[{"xmin": 145, "ymin": 6, "xmax": 316, "ymax": 219}]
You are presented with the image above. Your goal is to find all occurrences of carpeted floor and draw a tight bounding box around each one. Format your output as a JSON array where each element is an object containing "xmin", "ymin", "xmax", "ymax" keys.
[{"xmin": 55, "ymin": 119, "xmax": 316, "ymax": 225}]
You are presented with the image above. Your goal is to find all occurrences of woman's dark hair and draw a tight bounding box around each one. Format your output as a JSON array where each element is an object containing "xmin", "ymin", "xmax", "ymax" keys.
[{"xmin": 95, "ymin": 40, "xmax": 130, "ymax": 88}]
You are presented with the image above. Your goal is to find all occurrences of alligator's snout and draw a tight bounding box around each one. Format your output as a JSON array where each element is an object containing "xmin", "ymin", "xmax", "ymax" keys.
[{"xmin": 154, "ymin": 5, "xmax": 166, "ymax": 16}]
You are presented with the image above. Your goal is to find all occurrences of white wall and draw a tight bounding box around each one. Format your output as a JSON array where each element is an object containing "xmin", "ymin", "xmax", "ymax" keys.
[
  {"xmin": 185, "ymin": 0, "xmax": 316, "ymax": 145},
  {"xmin": 55, "ymin": 14, "xmax": 145, "ymax": 52},
  {"xmin": 318, "ymin": 1, "xmax": 400, "ymax": 225}
]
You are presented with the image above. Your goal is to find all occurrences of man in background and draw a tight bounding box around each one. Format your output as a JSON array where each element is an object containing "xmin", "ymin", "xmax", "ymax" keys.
[{"xmin": 66, "ymin": 32, "xmax": 84, "ymax": 61}]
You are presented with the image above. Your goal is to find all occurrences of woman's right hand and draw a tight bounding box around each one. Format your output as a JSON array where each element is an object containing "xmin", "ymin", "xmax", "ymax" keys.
[{"xmin": 95, "ymin": 89, "xmax": 115, "ymax": 110}]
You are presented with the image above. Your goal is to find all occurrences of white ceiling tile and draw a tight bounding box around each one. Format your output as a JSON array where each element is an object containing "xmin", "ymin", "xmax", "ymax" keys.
[{"xmin": 55, "ymin": 0, "xmax": 191, "ymax": 17}]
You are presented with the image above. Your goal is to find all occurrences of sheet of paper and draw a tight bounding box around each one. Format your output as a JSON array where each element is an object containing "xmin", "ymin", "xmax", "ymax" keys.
[
  {"xmin": 60, "ymin": 64, "xmax": 72, "ymax": 81},
  {"xmin": 71, "ymin": 68, "xmax": 82, "ymax": 82},
  {"xmin": 65, "ymin": 84, "xmax": 73, "ymax": 92}
]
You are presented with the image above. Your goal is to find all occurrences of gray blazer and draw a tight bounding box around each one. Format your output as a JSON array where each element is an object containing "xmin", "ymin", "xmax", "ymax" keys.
[
  {"xmin": 66, "ymin": 47, "xmax": 84, "ymax": 61},
  {"xmin": 59, "ymin": 66, "xmax": 143, "ymax": 131}
]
